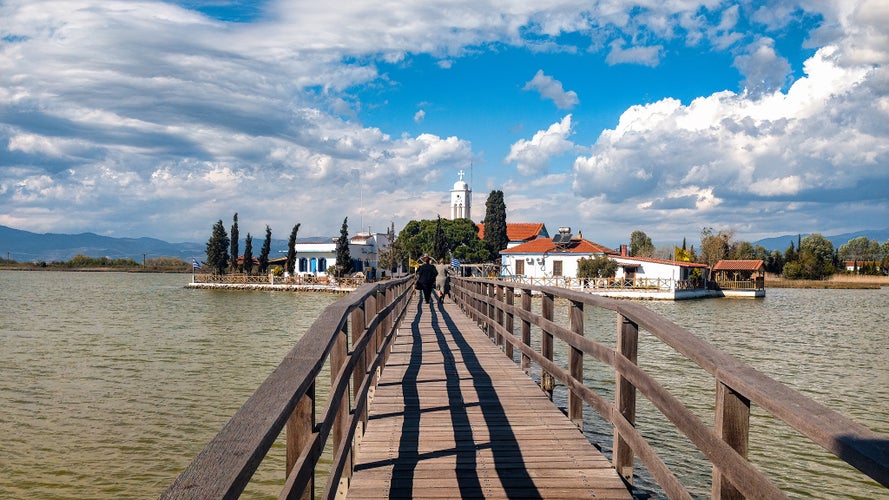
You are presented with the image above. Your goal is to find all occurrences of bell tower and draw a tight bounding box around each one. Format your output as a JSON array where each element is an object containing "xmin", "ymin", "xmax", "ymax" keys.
[{"xmin": 450, "ymin": 169, "xmax": 472, "ymax": 220}]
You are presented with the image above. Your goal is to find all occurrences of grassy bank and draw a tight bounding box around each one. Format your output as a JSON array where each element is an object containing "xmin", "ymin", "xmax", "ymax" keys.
[{"xmin": 765, "ymin": 273, "xmax": 887, "ymax": 289}]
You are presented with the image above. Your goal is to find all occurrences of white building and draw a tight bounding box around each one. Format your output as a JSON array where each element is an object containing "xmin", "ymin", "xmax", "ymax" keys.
[
  {"xmin": 288, "ymin": 231, "xmax": 392, "ymax": 279},
  {"xmin": 500, "ymin": 230, "xmax": 614, "ymax": 278},
  {"xmin": 450, "ymin": 170, "xmax": 472, "ymax": 220},
  {"xmin": 500, "ymin": 228, "xmax": 711, "ymax": 299}
]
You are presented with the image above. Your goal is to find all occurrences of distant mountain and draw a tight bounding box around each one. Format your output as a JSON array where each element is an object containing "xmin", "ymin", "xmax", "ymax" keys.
[
  {"xmin": 754, "ymin": 228, "xmax": 889, "ymax": 252},
  {"xmin": 0, "ymin": 225, "xmax": 314, "ymax": 263}
]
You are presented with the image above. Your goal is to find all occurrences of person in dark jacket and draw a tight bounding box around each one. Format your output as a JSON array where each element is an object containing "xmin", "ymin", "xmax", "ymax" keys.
[{"xmin": 415, "ymin": 256, "xmax": 438, "ymax": 304}]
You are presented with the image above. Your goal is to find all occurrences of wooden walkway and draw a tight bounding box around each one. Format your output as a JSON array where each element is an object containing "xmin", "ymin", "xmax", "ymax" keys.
[{"xmin": 348, "ymin": 296, "xmax": 632, "ymax": 499}]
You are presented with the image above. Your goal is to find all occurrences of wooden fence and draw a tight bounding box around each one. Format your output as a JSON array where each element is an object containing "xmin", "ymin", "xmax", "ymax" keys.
[
  {"xmin": 502, "ymin": 275, "xmax": 705, "ymax": 292},
  {"xmin": 162, "ymin": 276, "xmax": 414, "ymax": 499},
  {"xmin": 453, "ymin": 277, "xmax": 889, "ymax": 499},
  {"xmin": 192, "ymin": 273, "xmax": 366, "ymax": 289}
]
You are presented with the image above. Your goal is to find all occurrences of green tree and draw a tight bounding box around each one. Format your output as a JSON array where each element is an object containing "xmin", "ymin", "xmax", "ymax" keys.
[
  {"xmin": 629, "ymin": 230, "xmax": 655, "ymax": 257},
  {"xmin": 785, "ymin": 233, "xmax": 834, "ymax": 279},
  {"xmin": 243, "ymin": 233, "xmax": 254, "ymax": 275},
  {"xmin": 230, "ymin": 212, "xmax": 239, "ymax": 272},
  {"xmin": 397, "ymin": 218, "xmax": 488, "ymax": 265},
  {"xmin": 699, "ymin": 227, "xmax": 733, "ymax": 267},
  {"xmin": 286, "ymin": 223, "xmax": 300, "ymax": 276},
  {"xmin": 577, "ymin": 256, "xmax": 617, "ymax": 279},
  {"xmin": 730, "ymin": 241, "xmax": 755, "ymax": 260},
  {"xmin": 838, "ymin": 236, "xmax": 881, "ymax": 267},
  {"xmin": 482, "ymin": 190, "xmax": 508, "ymax": 258},
  {"xmin": 258, "ymin": 225, "xmax": 272, "ymax": 274},
  {"xmin": 433, "ymin": 215, "xmax": 447, "ymax": 260},
  {"xmin": 335, "ymin": 217, "xmax": 352, "ymax": 277},
  {"xmin": 206, "ymin": 219, "xmax": 230, "ymax": 275}
]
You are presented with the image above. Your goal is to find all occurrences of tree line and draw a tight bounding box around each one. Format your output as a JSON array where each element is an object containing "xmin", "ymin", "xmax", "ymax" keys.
[
  {"xmin": 627, "ymin": 228, "xmax": 889, "ymax": 280},
  {"xmin": 204, "ymin": 213, "xmax": 356, "ymax": 277}
]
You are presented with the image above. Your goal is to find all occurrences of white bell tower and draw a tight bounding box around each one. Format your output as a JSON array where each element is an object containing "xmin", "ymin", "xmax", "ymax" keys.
[{"xmin": 450, "ymin": 169, "xmax": 472, "ymax": 220}]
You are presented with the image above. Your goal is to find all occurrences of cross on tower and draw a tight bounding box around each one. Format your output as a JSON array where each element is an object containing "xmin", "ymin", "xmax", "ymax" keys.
[{"xmin": 457, "ymin": 169, "xmax": 464, "ymax": 181}]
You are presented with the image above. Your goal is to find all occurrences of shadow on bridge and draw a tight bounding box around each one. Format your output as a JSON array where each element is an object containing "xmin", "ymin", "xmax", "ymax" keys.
[{"xmin": 353, "ymin": 298, "xmax": 540, "ymax": 497}]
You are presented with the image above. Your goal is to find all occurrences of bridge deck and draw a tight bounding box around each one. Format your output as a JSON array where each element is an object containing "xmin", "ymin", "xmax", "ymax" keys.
[{"xmin": 348, "ymin": 296, "xmax": 632, "ymax": 499}]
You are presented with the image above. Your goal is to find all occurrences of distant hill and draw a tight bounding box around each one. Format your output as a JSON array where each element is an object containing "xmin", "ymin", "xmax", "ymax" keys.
[
  {"xmin": 0, "ymin": 225, "xmax": 311, "ymax": 263},
  {"xmin": 754, "ymin": 228, "xmax": 889, "ymax": 252}
]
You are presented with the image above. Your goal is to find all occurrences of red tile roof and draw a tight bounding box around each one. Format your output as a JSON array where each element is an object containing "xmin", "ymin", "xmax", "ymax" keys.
[
  {"xmin": 712, "ymin": 260, "xmax": 764, "ymax": 271},
  {"xmin": 502, "ymin": 237, "xmax": 615, "ymax": 255},
  {"xmin": 614, "ymin": 255, "xmax": 710, "ymax": 268},
  {"xmin": 477, "ymin": 222, "xmax": 546, "ymax": 242}
]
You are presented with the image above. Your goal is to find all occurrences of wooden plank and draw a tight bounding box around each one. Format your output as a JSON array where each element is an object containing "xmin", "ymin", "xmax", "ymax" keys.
[{"xmin": 348, "ymin": 297, "xmax": 631, "ymax": 499}]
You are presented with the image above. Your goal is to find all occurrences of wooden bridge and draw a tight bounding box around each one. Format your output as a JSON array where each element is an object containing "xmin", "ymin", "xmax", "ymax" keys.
[{"xmin": 162, "ymin": 276, "xmax": 889, "ymax": 499}]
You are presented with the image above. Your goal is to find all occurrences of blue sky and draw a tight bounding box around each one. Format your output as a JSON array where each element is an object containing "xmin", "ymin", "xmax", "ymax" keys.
[{"xmin": 1, "ymin": 1, "xmax": 887, "ymax": 249}]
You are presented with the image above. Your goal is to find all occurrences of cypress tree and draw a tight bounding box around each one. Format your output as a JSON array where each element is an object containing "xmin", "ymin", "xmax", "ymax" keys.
[
  {"xmin": 230, "ymin": 212, "xmax": 239, "ymax": 272},
  {"xmin": 335, "ymin": 217, "xmax": 353, "ymax": 276},
  {"xmin": 482, "ymin": 190, "xmax": 508, "ymax": 257},
  {"xmin": 258, "ymin": 225, "xmax": 272, "ymax": 274},
  {"xmin": 286, "ymin": 223, "xmax": 300, "ymax": 276},
  {"xmin": 243, "ymin": 233, "xmax": 254, "ymax": 275},
  {"xmin": 433, "ymin": 215, "xmax": 447, "ymax": 260},
  {"xmin": 206, "ymin": 219, "xmax": 230, "ymax": 275}
]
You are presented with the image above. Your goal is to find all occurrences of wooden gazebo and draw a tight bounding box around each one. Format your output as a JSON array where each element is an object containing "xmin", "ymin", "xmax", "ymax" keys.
[{"xmin": 712, "ymin": 260, "xmax": 765, "ymax": 290}]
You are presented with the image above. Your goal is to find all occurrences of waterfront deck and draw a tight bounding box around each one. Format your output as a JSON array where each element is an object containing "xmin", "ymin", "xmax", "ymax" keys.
[{"xmin": 348, "ymin": 296, "xmax": 631, "ymax": 498}]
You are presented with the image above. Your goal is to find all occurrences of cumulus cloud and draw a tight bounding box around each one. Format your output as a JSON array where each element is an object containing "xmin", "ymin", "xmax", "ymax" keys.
[
  {"xmin": 414, "ymin": 109, "xmax": 426, "ymax": 123},
  {"xmin": 573, "ymin": 42, "xmax": 887, "ymax": 240},
  {"xmin": 523, "ymin": 70, "xmax": 579, "ymax": 109},
  {"xmin": 505, "ymin": 115, "xmax": 576, "ymax": 176},
  {"xmin": 734, "ymin": 37, "xmax": 792, "ymax": 95}
]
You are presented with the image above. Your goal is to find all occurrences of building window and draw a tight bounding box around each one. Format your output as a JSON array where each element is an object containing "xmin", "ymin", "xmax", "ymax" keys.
[
  {"xmin": 552, "ymin": 260, "xmax": 563, "ymax": 276},
  {"xmin": 515, "ymin": 259, "xmax": 524, "ymax": 276}
]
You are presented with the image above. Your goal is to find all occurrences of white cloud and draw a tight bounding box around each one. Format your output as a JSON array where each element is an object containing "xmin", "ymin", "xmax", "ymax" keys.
[
  {"xmin": 414, "ymin": 109, "xmax": 426, "ymax": 123},
  {"xmin": 605, "ymin": 40, "xmax": 663, "ymax": 67},
  {"xmin": 522, "ymin": 70, "xmax": 579, "ymax": 109},
  {"xmin": 734, "ymin": 37, "xmax": 792, "ymax": 95},
  {"xmin": 505, "ymin": 115, "xmax": 576, "ymax": 176}
]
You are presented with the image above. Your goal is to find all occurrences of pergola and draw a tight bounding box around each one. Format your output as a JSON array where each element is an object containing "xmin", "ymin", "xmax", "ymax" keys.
[{"xmin": 712, "ymin": 260, "xmax": 765, "ymax": 289}]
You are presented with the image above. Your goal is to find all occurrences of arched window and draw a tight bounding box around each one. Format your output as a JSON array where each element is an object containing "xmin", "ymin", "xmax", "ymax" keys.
[
  {"xmin": 299, "ymin": 258, "xmax": 308, "ymax": 273},
  {"xmin": 319, "ymin": 258, "xmax": 327, "ymax": 272},
  {"xmin": 310, "ymin": 258, "xmax": 317, "ymax": 273}
]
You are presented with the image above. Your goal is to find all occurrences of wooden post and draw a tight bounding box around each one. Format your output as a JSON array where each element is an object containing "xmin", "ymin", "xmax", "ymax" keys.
[
  {"xmin": 351, "ymin": 302, "xmax": 368, "ymax": 433},
  {"xmin": 504, "ymin": 286, "xmax": 515, "ymax": 362},
  {"xmin": 521, "ymin": 289, "xmax": 531, "ymax": 373},
  {"xmin": 712, "ymin": 382, "xmax": 750, "ymax": 500},
  {"xmin": 331, "ymin": 326, "xmax": 351, "ymax": 487},
  {"xmin": 495, "ymin": 284, "xmax": 504, "ymax": 349},
  {"xmin": 541, "ymin": 292, "xmax": 555, "ymax": 399},
  {"xmin": 286, "ymin": 383, "xmax": 314, "ymax": 500},
  {"xmin": 568, "ymin": 299, "xmax": 584, "ymax": 428},
  {"xmin": 613, "ymin": 314, "xmax": 638, "ymax": 483}
]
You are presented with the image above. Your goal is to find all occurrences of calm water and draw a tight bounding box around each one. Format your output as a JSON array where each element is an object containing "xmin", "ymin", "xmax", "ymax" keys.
[
  {"xmin": 1, "ymin": 272, "xmax": 887, "ymax": 499},
  {"xmin": 0, "ymin": 271, "xmax": 339, "ymax": 499}
]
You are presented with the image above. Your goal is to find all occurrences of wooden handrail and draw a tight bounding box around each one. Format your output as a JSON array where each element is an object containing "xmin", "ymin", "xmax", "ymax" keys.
[
  {"xmin": 451, "ymin": 277, "xmax": 889, "ymax": 498},
  {"xmin": 162, "ymin": 276, "xmax": 414, "ymax": 500}
]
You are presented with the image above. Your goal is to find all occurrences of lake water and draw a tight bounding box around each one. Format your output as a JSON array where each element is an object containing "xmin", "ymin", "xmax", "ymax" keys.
[{"xmin": 1, "ymin": 272, "xmax": 886, "ymax": 498}]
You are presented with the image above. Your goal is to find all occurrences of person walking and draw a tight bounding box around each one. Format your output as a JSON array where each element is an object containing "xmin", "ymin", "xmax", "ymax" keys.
[
  {"xmin": 415, "ymin": 256, "xmax": 438, "ymax": 304},
  {"xmin": 434, "ymin": 258, "xmax": 451, "ymax": 304}
]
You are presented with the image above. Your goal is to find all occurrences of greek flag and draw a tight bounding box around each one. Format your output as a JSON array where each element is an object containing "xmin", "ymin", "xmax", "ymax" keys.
[
  {"xmin": 450, "ymin": 257, "xmax": 460, "ymax": 268},
  {"xmin": 192, "ymin": 258, "xmax": 201, "ymax": 270}
]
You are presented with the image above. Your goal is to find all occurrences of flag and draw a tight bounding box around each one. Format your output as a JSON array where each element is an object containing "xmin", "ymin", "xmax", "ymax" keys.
[
  {"xmin": 192, "ymin": 258, "xmax": 201, "ymax": 270},
  {"xmin": 450, "ymin": 257, "xmax": 461, "ymax": 268},
  {"xmin": 409, "ymin": 258, "xmax": 420, "ymax": 269}
]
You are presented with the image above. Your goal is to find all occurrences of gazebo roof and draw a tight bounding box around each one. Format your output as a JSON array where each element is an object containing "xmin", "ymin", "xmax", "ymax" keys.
[{"xmin": 712, "ymin": 260, "xmax": 764, "ymax": 271}]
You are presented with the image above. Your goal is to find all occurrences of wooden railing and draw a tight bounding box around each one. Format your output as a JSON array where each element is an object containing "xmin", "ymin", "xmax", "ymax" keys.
[
  {"xmin": 502, "ymin": 275, "xmax": 706, "ymax": 291},
  {"xmin": 192, "ymin": 273, "xmax": 367, "ymax": 288},
  {"xmin": 162, "ymin": 276, "xmax": 414, "ymax": 499},
  {"xmin": 452, "ymin": 277, "xmax": 889, "ymax": 499}
]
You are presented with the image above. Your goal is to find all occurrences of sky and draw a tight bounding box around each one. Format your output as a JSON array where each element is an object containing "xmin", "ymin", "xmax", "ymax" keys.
[{"xmin": 1, "ymin": 0, "xmax": 887, "ymax": 249}]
